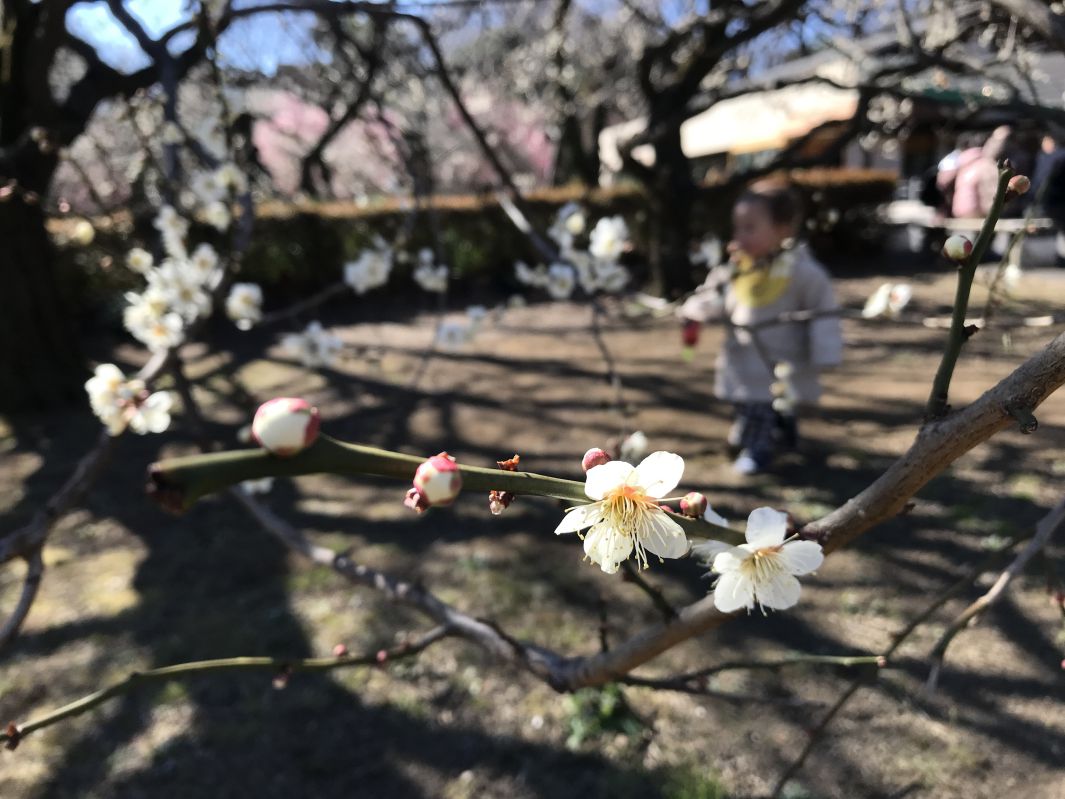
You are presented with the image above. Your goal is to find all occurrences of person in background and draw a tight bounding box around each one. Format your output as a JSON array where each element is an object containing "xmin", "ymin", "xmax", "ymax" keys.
[
  {"xmin": 1034, "ymin": 134, "xmax": 1065, "ymax": 266},
  {"xmin": 951, "ymin": 126, "xmax": 1011, "ymax": 219},
  {"xmin": 679, "ymin": 181, "xmax": 843, "ymax": 475}
]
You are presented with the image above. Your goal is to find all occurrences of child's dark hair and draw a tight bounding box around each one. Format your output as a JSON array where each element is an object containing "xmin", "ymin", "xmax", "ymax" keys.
[{"xmin": 736, "ymin": 180, "xmax": 804, "ymax": 229}]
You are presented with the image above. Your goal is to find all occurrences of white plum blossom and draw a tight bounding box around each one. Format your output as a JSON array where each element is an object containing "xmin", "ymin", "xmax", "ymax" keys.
[
  {"xmin": 692, "ymin": 237, "xmax": 723, "ymax": 269},
  {"xmin": 154, "ymin": 205, "xmax": 188, "ymax": 239},
  {"xmin": 555, "ymin": 451, "xmax": 689, "ymax": 574},
  {"xmin": 154, "ymin": 206, "xmax": 189, "ymax": 260},
  {"xmin": 191, "ymin": 170, "xmax": 227, "ymax": 204},
  {"xmin": 1002, "ymin": 263, "xmax": 1022, "ymax": 292},
  {"xmin": 569, "ymin": 250, "xmax": 630, "ymax": 294},
  {"xmin": 240, "ymin": 477, "xmax": 275, "ymax": 495},
  {"xmin": 618, "ymin": 430, "xmax": 648, "ymax": 463},
  {"xmin": 548, "ymin": 202, "xmax": 586, "ymax": 249},
  {"xmin": 188, "ymin": 243, "xmax": 222, "ymax": 287},
  {"xmin": 701, "ymin": 508, "xmax": 824, "ymax": 613},
  {"xmin": 70, "ymin": 219, "xmax": 95, "ymax": 246},
  {"xmin": 344, "ymin": 239, "xmax": 393, "ymax": 294},
  {"xmin": 593, "ymin": 261, "xmax": 629, "ymax": 293},
  {"xmin": 128, "ymin": 390, "xmax": 174, "ymax": 434},
  {"xmin": 123, "ymin": 285, "xmax": 185, "ymax": 351},
  {"xmin": 126, "ymin": 247, "xmax": 153, "ymax": 274},
  {"xmin": 862, "ymin": 283, "xmax": 913, "ymax": 319},
  {"xmin": 435, "ymin": 320, "xmax": 472, "ymax": 350},
  {"xmin": 203, "ymin": 200, "xmax": 231, "ymax": 231},
  {"xmin": 413, "ymin": 249, "xmax": 448, "ymax": 293},
  {"xmin": 151, "ymin": 260, "xmax": 212, "ymax": 322},
  {"xmin": 514, "ymin": 260, "xmax": 549, "ymax": 288},
  {"xmin": 545, "ymin": 263, "xmax": 576, "ymax": 300},
  {"xmin": 85, "ymin": 363, "xmax": 172, "ymax": 436},
  {"xmin": 281, "ymin": 320, "xmax": 343, "ymax": 369},
  {"xmin": 589, "ymin": 216, "xmax": 629, "ymax": 263},
  {"xmin": 216, "ymin": 162, "xmax": 248, "ymax": 194},
  {"xmin": 160, "ymin": 121, "xmax": 183, "ymax": 145},
  {"xmin": 226, "ymin": 283, "xmax": 263, "ymax": 330},
  {"xmin": 771, "ymin": 362, "xmax": 798, "ymax": 415}
]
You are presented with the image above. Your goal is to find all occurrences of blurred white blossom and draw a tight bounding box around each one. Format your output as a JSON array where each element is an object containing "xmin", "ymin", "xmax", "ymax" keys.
[
  {"xmin": 226, "ymin": 283, "xmax": 263, "ymax": 330},
  {"xmin": 345, "ymin": 238, "xmax": 394, "ymax": 294},
  {"xmin": 282, "ymin": 320, "xmax": 343, "ymax": 369},
  {"xmin": 589, "ymin": 216, "xmax": 628, "ymax": 262},
  {"xmin": 85, "ymin": 363, "xmax": 172, "ymax": 436}
]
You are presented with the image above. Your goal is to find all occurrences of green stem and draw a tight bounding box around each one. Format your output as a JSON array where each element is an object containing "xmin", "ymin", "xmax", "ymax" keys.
[
  {"xmin": 148, "ymin": 435, "xmax": 739, "ymax": 540},
  {"xmin": 1, "ymin": 627, "xmax": 450, "ymax": 749},
  {"xmin": 926, "ymin": 165, "xmax": 1014, "ymax": 419}
]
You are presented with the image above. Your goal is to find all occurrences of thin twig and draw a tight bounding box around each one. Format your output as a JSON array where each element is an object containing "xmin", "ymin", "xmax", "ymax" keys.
[
  {"xmin": 620, "ymin": 561, "xmax": 678, "ymax": 622},
  {"xmin": 927, "ymin": 164, "xmax": 1014, "ymax": 418},
  {"xmin": 769, "ymin": 533, "xmax": 1024, "ymax": 796},
  {"xmin": 0, "ymin": 625, "xmax": 450, "ymax": 750},
  {"xmin": 924, "ymin": 495, "xmax": 1065, "ymax": 692},
  {"xmin": 0, "ymin": 550, "xmax": 44, "ymax": 649}
]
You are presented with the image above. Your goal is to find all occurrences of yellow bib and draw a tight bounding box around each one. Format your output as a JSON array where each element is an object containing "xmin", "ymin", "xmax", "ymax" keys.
[{"xmin": 731, "ymin": 250, "xmax": 793, "ymax": 308}]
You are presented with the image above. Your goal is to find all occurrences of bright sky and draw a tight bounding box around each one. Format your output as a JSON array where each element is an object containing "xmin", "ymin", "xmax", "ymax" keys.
[{"xmin": 66, "ymin": 0, "xmax": 330, "ymax": 75}]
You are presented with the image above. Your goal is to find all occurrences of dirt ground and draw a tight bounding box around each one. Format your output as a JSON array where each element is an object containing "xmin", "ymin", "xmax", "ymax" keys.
[{"xmin": 1, "ymin": 263, "xmax": 1064, "ymax": 799}]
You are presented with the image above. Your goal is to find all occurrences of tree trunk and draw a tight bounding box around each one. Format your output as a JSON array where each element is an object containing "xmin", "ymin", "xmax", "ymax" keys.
[
  {"xmin": 0, "ymin": 1, "xmax": 84, "ymax": 413},
  {"xmin": 0, "ymin": 185, "xmax": 84, "ymax": 414},
  {"xmin": 647, "ymin": 123, "xmax": 697, "ymax": 297}
]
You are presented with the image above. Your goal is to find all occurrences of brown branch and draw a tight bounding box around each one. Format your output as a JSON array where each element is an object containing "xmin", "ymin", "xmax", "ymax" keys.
[
  {"xmin": 0, "ymin": 549, "xmax": 44, "ymax": 649},
  {"xmin": 227, "ymin": 488, "xmax": 570, "ymax": 683},
  {"xmin": 0, "ymin": 623, "xmax": 450, "ymax": 749}
]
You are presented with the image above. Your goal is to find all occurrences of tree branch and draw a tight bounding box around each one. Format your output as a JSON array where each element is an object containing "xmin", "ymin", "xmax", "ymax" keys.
[{"xmin": 924, "ymin": 494, "xmax": 1065, "ymax": 692}]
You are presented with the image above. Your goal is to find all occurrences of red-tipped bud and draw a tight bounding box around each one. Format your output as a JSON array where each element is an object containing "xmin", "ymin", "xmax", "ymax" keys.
[
  {"xmin": 332, "ymin": 643, "xmax": 348, "ymax": 657},
  {"xmin": 681, "ymin": 319, "xmax": 700, "ymax": 347},
  {"xmin": 679, "ymin": 491, "xmax": 707, "ymax": 518},
  {"xmin": 412, "ymin": 452, "xmax": 462, "ymax": 506},
  {"xmin": 1007, "ymin": 174, "xmax": 1031, "ymax": 196},
  {"xmin": 942, "ymin": 235, "xmax": 973, "ymax": 262},
  {"xmin": 251, "ymin": 398, "xmax": 320, "ymax": 457},
  {"xmin": 582, "ymin": 447, "xmax": 611, "ymax": 472},
  {"xmin": 376, "ymin": 649, "xmax": 389, "ymax": 664}
]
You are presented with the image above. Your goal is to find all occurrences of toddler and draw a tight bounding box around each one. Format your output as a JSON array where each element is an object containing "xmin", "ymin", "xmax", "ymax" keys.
[{"xmin": 681, "ymin": 181, "xmax": 842, "ymax": 474}]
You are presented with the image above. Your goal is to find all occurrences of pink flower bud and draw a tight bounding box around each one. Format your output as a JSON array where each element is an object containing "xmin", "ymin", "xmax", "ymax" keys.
[
  {"xmin": 681, "ymin": 320, "xmax": 700, "ymax": 347},
  {"xmin": 1007, "ymin": 174, "xmax": 1031, "ymax": 196},
  {"xmin": 332, "ymin": 643, "xmax": 348, "ymax": 657},
  {"xmin": 942, "ymin": 235, "xmax": 973, "ymax": 262},
  {"xmin": 412, "ymin": 452, "xmax": 462, "ymax": 506},
  {"xmin": 680, "ymin": 491, "xmax": 707, "ymax": 518},
  {"xmin": 582, "ymin": 448, "xmax": 611, "ymax": 472},
  {"xmin": 251, "ymin": 398, "xmax": 320, "ymax": 457}
]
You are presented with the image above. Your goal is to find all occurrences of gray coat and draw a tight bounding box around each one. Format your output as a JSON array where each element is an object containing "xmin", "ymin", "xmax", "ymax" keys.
[{"xmin": 680, "ymin": 244, "xmax": 842, "ymax": 403}]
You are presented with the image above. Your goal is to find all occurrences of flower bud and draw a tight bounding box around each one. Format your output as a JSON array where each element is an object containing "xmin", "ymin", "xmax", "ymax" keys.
[
  {"xmin": 251, "ymin": 397, "xmax": 320, "ymax": 457},
  {"xmin": 772, "ymin": 396, "xmax": 796, "ymax": 414},
  {"xmin": 332, "ymin": 643, "xmax": 348, "ymax": 657},
  {"xmin": 582, "ymin": 447, "xmax": 611, "ymax": 472},
  {"xmin": 1007, "ymin": 174, "xmax": 1031, "ymax": 196},
  {"xmin": 680, "ymin": 491, "xmax": 707, "ymax": 518},
  {"xmin": 773, "ymin": 362, "xmax": 793, "ymax": 380},
  {"xmin": 681, "ymin": 320, "xmax": 700, "ymax": 347},
  {"xmin": 412, "ymin": 452, "xmax": 462, "ymax": 506},
  {"xmin": 942, "ymin": 235, "xmax": 973, "ymax": 262}
]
